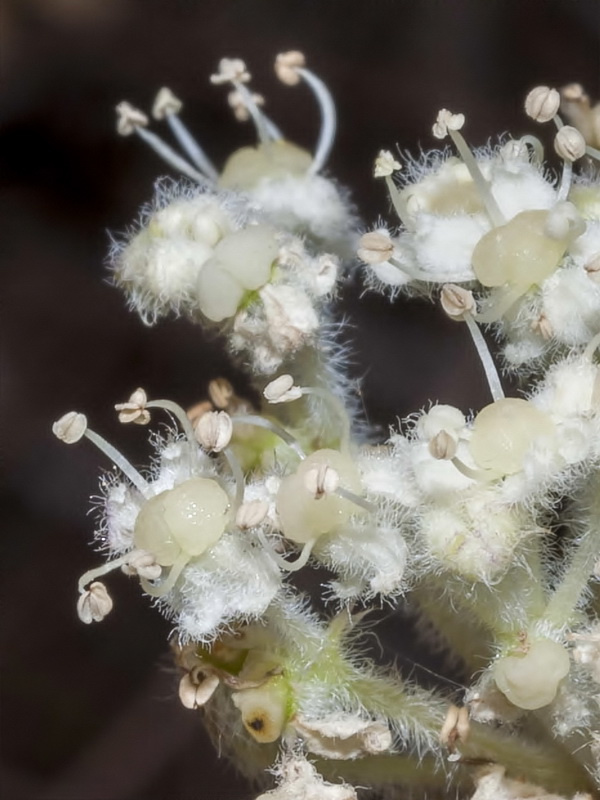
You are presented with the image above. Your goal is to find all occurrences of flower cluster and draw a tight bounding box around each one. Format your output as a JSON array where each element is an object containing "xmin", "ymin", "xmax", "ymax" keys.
[{"xmin": 55, "ymin": 59, "xmax": 600, "ymax": 800}]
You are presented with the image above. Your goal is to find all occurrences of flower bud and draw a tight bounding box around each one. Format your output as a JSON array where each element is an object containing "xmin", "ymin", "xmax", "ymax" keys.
[
  {"xmin": 274, "ymin": 51, "xmax": 305, "ymax": 86},
  {"xmin": 52, "ymin": 411, "xmax": 87, "ymax": 444},
  {"xmin": 77, "ymin": 582, "xmax": 113, "ymax": 624},
  {"xmin": 440, "ymin": 284, "xmax": 475, "ymax": 321},
  {"xmin": 152, "ymin": 87, "xmax": 183, "ymax": 120},
  {"xmin": 357, "ymin": 231, "xmax": 394, "ymax": 264},
  {"xmin": 554, "ymin": 126, "xmax": 586, "ymax": 161},
  {"xmin": 194, "ymin": 410, "xmax": 233, "ymax": 452},
  {"xmin": 524, "ymin": 86, "xmax": 560, "ymax": 122}
]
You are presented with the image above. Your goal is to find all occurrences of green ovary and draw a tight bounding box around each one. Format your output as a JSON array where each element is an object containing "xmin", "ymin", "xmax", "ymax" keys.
[{"xmin": 134, "ymin": 477, "xmax": 230, "ymax": 565}]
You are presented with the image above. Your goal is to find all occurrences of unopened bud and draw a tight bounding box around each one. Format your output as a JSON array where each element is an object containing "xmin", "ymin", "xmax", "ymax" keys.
[
  {"xmin": 373, "ymin": 150, "xmax": 401, "ymax": 178},
  {"xmin": 263, "ymin": 375, "xmax": 302, "ymax": 404},
  {"xmin": 236, "ymin": 500, "xmax": 269, "ymax": 530},
  {"xmin": 77, "ymin": 581, "xmax": 113, "ymax": 624},
  {"xmin": 52, "ymin": 411, "xmax": 87, "ymax": 443},
  {"xmin": 274, "ymin": 51, "xmax": 306, "ymax": 86},
  {"xmin": 428, "ymin": 430, "xmax": 457, "ymax": 460},
  {"xmin": 554, "ymin": 126, "xmax": 586, "ymax": 161},
  {"xmin": 304, "ymin": 463, "xmax": 339, "ymax": 498},
  {"xmin": 152, "ymin": 87, "xmax": 183, "ymax": 120},
  {"xmin": 524, "ymin": 86, "xmax": 560, "ymax": 123},
  {"xmin": 440, "ymin": 284, "xmax": 476, "ymax": 320},
  {"xmin": 194, "ymin": 410, "xmax": 233, "ymax": 452},
  {"xmin": 115, "ymin": 388, "xmax": 150, "ymax": 425},
  {"xmin": 208, "ymin": 378, "xmax": 234, "ymax": 409},
  {"xmin": 432, "ymin": 109, "xmax": 465, "ymax": 140},
  {"xmin": 115, "ymin": 101, "xmax": 148, "ymax": 136},
  {"xmin": 357, "ymin": 231, "xmax": 394, "ymax": 264}
]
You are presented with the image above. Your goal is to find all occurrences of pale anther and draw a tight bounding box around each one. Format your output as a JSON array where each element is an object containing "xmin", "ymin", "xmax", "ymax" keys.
[
  {"xmin": 236, "ymin": 500, "xmax": 269, "ymax": 530},
  {"xmin": 440, "ymin": 284, "xmax": 476, "ymax": 321},
  {"xmin": 274, "ymin": 50, "xmax": 306, "ymax": 86},
  {"xmin": 263, "ymin": 375, "xmax": 303, "ymax": 404},
  {"xmin": 115, "ymin": 101, "xmax": 149, "ymax": 136},
  {"xmin": 561, "ymin": 83, "xmax": 587, "ymax": 103},
  {"xmin": 554, "ymin": 126, "xmax": 586, "ymax": 161},
  {"xmin": 428, "ymin": 430, "xmax": 458, "ymax": 461},
  {"xmin": 208, "ymin": 378, "xmax": 234, "ymax": 410},
  {"xmin": 585, "ymin": 253, "xmax": 600, "ymax": 282},
  {"xmin": 194, "ymin": 410, "xmax": 233, "ymax": 452},
  {"xmin": 152, "ymin": 87, "xmax": 183, "ymax": 120},
  {"xmin": 77, "ymin": 581, "xmax": 113, "ymax": 624},
  {"xmin": 227, "ymin": 89, "xmax": 265, "ymax": 122},
  {"xmin": 432, "ymin": 109, "xmax": 465, "ymax": 140},
  {"xmin": 530, "ymin": 314, "xmax": 553, "ymax": 341},
  {"xmin": 439, "ymin": 704, "xmax": 469, "ymax": 749},
  {"xmin": 210, "ymin": 58, "xmax": 250, "ymax": 85},
  {"xmin": 122, "ymin": 549, "xmax": 162, "ymax": 580},
  {"xmin": 115, "ymin": 387, "xmax": 150, "ymax": 425},
  {"xmin": 304, "ymin": 463, "xmax": 340, "ymax": 498},
  {"xmin": 524, "ymin": 86, "xmax": 560, "ymax": 123},
  {"xmin": 357, "ymin": 231, "xmax": 394, "ymax": 265},
  {"xmin": 178, "ymin": 672, "xmax": 220, "ymax": 710},
  {"xmin": 52, "ymin": 411, "xmax": 88, "ymax": 443},
  {"xmin": 373, "ymin": 150, "xmax": 401, "ymax": 178}
]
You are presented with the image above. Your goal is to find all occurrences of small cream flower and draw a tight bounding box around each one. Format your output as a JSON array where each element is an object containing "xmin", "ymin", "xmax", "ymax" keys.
[
  {"xmin": 115, "ymin": 388, "xmax": 150, "ymax": 425},
  {"xmin": 77, "ymin": 581, "xmax": 113, "ymax": 624},
  {"xmin": 373, "ymin": 149, "xmax": 401, "ymax": 178}
]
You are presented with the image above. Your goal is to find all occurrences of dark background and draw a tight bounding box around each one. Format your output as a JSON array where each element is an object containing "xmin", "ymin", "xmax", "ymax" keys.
[{"xmin": 2, "ymin": 1, "xmax": 599, "ymax": 798}]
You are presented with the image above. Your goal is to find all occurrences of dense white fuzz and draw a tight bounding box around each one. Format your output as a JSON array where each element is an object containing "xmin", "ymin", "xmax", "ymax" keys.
[{"xmin": 256, "ymin": 752, "xmax": 358, "ymax": 800}]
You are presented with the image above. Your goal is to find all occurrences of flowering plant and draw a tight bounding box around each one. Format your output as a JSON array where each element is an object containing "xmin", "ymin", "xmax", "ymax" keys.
[{"xmin": 54, "ymin": 53, "xmax": 600, "ymax": 798}]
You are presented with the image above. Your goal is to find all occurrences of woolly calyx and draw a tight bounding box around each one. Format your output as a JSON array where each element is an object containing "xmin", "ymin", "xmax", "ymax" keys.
[
  {"xmin": 276, "ymin": 449, "xmax": 364, "ymax": 544},
  {"xmin": 469, "ymin": 398, "xmax": 556, "ymax": 476},
  {"xmin": 133, "ymin": 478, "xmax": 230, "ymax": 565},
  {"xmin": 493, "ymin": 639, "xmax": 570, "ymax": 710}
]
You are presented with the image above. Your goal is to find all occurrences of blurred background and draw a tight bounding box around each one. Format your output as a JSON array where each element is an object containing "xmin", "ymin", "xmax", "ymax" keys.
[{"xmin": 2, "ymin": 1, "xmax": 598, "ymax": 798}]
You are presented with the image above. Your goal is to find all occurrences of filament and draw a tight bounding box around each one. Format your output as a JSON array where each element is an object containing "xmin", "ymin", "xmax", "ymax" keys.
[
  {"xmin": 135, "ymin": 126, "xmax": 209, "ymax": 185},
  {"xmin": 257, "ymin": 530, "xmax": 315, "ymax": 572},
  {"xmin": 448, "ymin": 129, "xmax": 505, "ymax": 227},
  {"xmin": 164, "ymin": 113, "xmax": 219, "ymax": 182},
  {"xmin": 78, "ymin": 553, "xmax": 132, "ymax": 593},
  {"xmin": 231, "ymin": 414, "xmax": 306, "ymax": 459},
  {"xmin": 298, "ymin": 67, "xmax": 336, "ymax": 176},
  {"xmin": 84, "ymin": 429, "xmax": 149, "ymax": 494},
  {"xmin": 464, "ymin": 314, "xmax": 505, "ymax": 402}
]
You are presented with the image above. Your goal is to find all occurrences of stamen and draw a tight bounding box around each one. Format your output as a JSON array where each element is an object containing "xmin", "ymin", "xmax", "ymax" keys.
[
  {"xmin": 450, "ymin": 457, "xmax": 499, "ymax": 483},
  {"xmin": 153, "ymin": 88, "xmax": 219, "ymax": 182},
  {"xmin": 257, "ymin": 529, "xmax": 315, "ymax": 572},
  {"xmin": 231, "ymin": 414, "xmax": 306, "ymax": 460},
  {"xmin": 140, "ymin": 551, "xmax": 189, "ymax": 597},
  {"xmin": 78, "ymin": 553, "xmax": 132, "ymax": 593},
  {"xmin": 385, "ymin": 176, "xmax": 413, "ymax": 230},
  {"xmin": 84, "ymin": 428, "xmax": 149, "ymax": 494},
  {"xmin": 334, "ymin": 486, "xmax": 377, "ymax": 514},
  {"xmin": 432, "ymin": 110, "xmax": 505, "ymax": 227},
  {"xmin": 223, "ymin": 446, "xmax": 245, "ymax": 509},
  {"xmin": 519, "ymin": 135, "xmax": 544, "ymax": 165},
  {"xmin": 230, "ymin": 81, "xmax": 272, "ymax": 146},
  {"xmin": 145, "ymin": 399, "xmax": 197, "ymax": 443},
  {"xmin": 296, "ymin": 66, "xmax": 336, "ymax": 175},
  {"xmin": 135, "ymin": 126, "xmax": 210, "ymax": 185}
]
